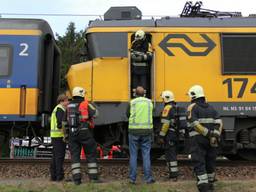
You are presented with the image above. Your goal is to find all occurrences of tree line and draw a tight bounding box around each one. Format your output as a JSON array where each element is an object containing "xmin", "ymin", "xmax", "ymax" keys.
[{"xmin": 56, "ymin": 22, "xmax": 86, "ymax": 90}]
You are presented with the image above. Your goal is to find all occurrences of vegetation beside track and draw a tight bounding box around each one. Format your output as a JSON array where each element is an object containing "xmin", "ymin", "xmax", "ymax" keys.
[{"xmin": 0, "ymin": 179, "xmax": 255, "ymax": 192}]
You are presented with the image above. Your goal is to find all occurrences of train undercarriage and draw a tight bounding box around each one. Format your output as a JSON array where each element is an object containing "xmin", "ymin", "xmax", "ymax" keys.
[{"xmin": 93, "ymin": 117, "xmax": 256, "ymax": 161}]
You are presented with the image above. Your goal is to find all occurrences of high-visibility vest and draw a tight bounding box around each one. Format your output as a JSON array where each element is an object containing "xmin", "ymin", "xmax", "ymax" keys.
[
  {"xmin": 50, "ymin": 104, "xmax": 65, "ymax": 138},
  {"xmin": 128, "ymin": 97, "xmax": 153, "ymax": 130}
]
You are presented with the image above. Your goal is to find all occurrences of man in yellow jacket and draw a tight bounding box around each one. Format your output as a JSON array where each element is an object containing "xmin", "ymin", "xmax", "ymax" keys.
[{"xmin": 50, "ymin": 94, "xmax": 69, "ymax": 181}]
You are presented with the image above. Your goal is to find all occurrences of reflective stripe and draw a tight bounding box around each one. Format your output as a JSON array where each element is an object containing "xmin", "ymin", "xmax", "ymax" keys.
[
  {"xmin": 80, "ymin": 115, "xmax": 88, "ymax": 119},
  {"xmin": 190, "ymin": 120, "xmax": 199, "ymax": 127},
  {"xmin": 71, "ymin": 163, "xmax": 81, "ymax": 169},
  {"xmin": 202, "ymin": 128, "xmax": 209, "ymax": 136},
  {"xmin": 68, "ymin": 103, "xmax": 77, "ymax": 107},
  {"xmin": 214, "ymin": 119, "xmax": 222, "ymax": 124},
  {"xmin": 51, "ymin": 129, "xmax": 63, "ymax": 132},
  {"xmin": 159, "ymin": 131, "xmax": 165, "ymax": 136},
  {"xmin": 170, "ymin": 161, "xmax": 178, "ymax": 166},
  {"xmin": 169, "ymin": 128, "xmax": 176, "ymax": 132},
  {"xmin": 132, "ymin": 62, "xmax": 147, "ymax": 66},
  {"xmin": 191, "ymin": 120, "xmax": 209, "ymax": 136},
  {"xmin": 208, "ymin": 172, "xmax": 215, "ymax": 182},
  {"xmin": 189, "ymin": 131, "xmax": 200, "ymax": 137},
  {"xmin": 213, "ymin": 129, "xmax": 220, "ymax": 136},
  {"xmin": 161, "ymin": 119, "xmax": 170, "ymax": 124},
  {"xmin": 198, "ymin": 118, "xmax": 215, "ymax": 124},
  {"xmin": 171, "ymin": 167, "xmax": 178, "ymax": 172},
  {"xmin": 129, "ymin": 122, "xmax": 152, "ymax": 126},
  {"xmin": 197, "ymin": 174, "xmax": 208, "ymax": 185},
  {"xmin": 162, "ymin": 119, "xmax": 175, "ymax": 125},
  {"xmin": 88, "ymin": 169, "xmax": 98, "ymax": 174},
  {"xmin": 179, "ymin": 116, "xmax": 187, "ymax": 120},
  {"xmin": 72, "ymin": 169, "xmax": 81, "ymax": 175},
  {"xmin": 88, "ymin": 163, "xmax": 97, "ymax": 168}
]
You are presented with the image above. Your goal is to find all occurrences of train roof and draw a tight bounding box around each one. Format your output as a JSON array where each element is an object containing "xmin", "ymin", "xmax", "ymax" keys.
[
  {"xmin": 0, "ymin": 18, "xmax": 54, "ymax": 35},
  {"xmin": 89, "ymin": 17, "xmax": 256, "ymax": 28}
]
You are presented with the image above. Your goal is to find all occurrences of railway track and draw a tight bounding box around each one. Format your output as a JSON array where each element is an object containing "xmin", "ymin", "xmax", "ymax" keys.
[
  {"xmin": 0, "ymin": 158, "xmax": 255, "ymax": 180},
  {"xmin": 0, "ymin": 158, "xmax": 256, "ymax": 167}
]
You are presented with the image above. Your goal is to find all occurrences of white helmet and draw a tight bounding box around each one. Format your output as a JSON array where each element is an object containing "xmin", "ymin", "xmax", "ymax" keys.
[
  {"xmin": 72, "ymin": 86, "xmax": 85, "ymax": 97},
  {"xmin": 188, "ymin": 85, "xmax": 205, "ymax": 100},
  {"xmin": 135, "ymin": 30, "xmax": 145, "ymax": 40},
  {"xmin": 161, "ymin": 90, "xmax": 175, "ymax": 103}
]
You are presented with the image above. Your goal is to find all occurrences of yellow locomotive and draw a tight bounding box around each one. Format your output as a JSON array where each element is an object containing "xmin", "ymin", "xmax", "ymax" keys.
[{"xmin": 67, "ymin": 4, "xmax": 256, "ymax": 159}]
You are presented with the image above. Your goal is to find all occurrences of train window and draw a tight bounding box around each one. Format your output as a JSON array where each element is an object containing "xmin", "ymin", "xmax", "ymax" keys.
[
  {"xmin": 0, "ymin": 45, "xmax": 12, "ymax": 76},
  {"xmin": 87, "ymin": 32, "xmax": 127, "ymax": 59},
  {"xmin": 222, "ymin": 34, "xmax": 256, "ymax": 74}
]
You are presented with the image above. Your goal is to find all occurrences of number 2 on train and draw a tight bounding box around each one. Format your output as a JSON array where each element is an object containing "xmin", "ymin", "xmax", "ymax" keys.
[{"xmin": 19, "ymin": 43, "xmax": 29, "ymax": 56}]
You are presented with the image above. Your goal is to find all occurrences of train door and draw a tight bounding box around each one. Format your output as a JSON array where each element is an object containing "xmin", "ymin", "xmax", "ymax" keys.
[{"xmin": 129, "ymin": 32, "xmax": 153, "ymax": 99}]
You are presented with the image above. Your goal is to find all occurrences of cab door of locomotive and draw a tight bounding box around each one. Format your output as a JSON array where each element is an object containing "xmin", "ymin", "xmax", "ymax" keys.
[{"xmin": 129, "ymin": 32, "xmax": 154, "ymax": 99}]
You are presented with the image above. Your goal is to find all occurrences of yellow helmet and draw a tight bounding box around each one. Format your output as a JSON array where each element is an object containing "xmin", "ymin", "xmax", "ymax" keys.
[
  {"xmin": 161, "ymin": 90, "xmax": 175, "ymax": 103},
  {"xmin": 135, "ymin": 30, "xmax": 145, "ymax": 40},
  {"xmin": 72, "ymin": 86, "xmax": 85, "ymax": 97},
  {"xmin": 188, "ymin": 85, "xmax": 205, "ymax": 100}
]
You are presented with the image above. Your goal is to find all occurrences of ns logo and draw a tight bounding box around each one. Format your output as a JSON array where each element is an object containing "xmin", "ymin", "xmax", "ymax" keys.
[{"xmin": 159, "ymin": 34, "xmax": 216, "ymax": 56}]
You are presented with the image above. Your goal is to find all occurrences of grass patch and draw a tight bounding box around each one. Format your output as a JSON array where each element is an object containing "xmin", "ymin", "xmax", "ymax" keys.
[{"xmin": 0, "ymin": 179, "xmax": 255, "ymax": 192}]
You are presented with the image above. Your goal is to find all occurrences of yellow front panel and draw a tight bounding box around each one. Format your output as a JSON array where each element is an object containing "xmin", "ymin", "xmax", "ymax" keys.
[
  {"xmin": 66, "ymin": 62, "xmax": 92, "ymax": 100},
  {"xmin": 0, "ymin": 88, "xmax": 38, "ymax": 115},
  {"xmin": 161, "ymin": 32, "xmax": 256, "ymax": 102},
  {"xmin": 93, "ymin": 58, "xmax": 129, "ymax": 101},
  {"xmin": 152, "ymin": 32, "xmax": 165, "ymax": 101}
]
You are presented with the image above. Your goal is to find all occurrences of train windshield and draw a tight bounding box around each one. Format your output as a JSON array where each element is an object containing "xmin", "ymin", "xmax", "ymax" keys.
[
  {"xmin": 87, "ymin": 32, "xmax": 127, "ymax": 59},
  {"xmin": 0, "ymin": 45, "xmax": 11, "ymax": 76}
]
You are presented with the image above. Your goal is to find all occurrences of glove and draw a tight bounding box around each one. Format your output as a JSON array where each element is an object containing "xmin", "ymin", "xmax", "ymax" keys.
[
  {"xmin": 211, "ymin": 129, "xmax": 221, "ymax": 138},
  {"xmin": 207, "ymin": 129, "xmax": 220, "ymax": 139},
  {"xmin": 207, "ymin": 130, "xmax": 221, "ymax": 147},
  {"xmin": 210, "ymin": 137, "xmax": 218, "ymax": 147},
  {"xmin": 157, "ymin": 135, "xmax": 165, "ymax": 145}
]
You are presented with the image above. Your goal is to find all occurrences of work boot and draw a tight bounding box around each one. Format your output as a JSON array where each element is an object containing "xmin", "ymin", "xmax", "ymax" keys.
[
  {"xmin": 208, "ymin": 182, "xmax": 214, "ymax": 192},
  {"xmin": 74, "ymin": 180, "xmax": 81, "ymax": 185},
  {"xmin": 169, "ymin": 172, "xmax": 178, "ymax": 181},
  {"xmin": 197, "ymin": 183, "xmax": 211, "ymax": 192},
  {"xmin": 90, "ymin": 178, "xmax": 103, "ymax": 183}
]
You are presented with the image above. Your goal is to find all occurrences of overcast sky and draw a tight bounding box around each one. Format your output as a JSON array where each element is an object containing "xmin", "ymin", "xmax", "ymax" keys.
[{"xmin": 1, "ymin": 0, "xmax": 256, "ymax": 36}]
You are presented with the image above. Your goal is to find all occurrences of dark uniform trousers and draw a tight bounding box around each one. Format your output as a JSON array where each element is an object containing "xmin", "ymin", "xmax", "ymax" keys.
[
  {"xmin": 131, "ymin": 69, "xmax": 148, "ymax": 92},
  {"xmin": 165, "ymin": 130, "xmax": 179, "ymax": 178},
  {"xmin": 69, "ymin": 128, "xmax": 98, "ymax": 182},
  {"xmin": 50, "ymin": 138, "xmax": 66, "ymax": 181},
  {"xmin": 190, "ymin": 134, "xmax": 217, "ymax": 183}
]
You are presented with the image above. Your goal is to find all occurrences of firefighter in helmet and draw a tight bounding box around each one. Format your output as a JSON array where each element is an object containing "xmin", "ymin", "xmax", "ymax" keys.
[
  {"xmin": 130, "ymin": 30, "xmax": 153, "ymax": 97},
  {"xmin": 67, "ymin": 86, "xmax": 99, "ymax": 185},
  {"xmin": 187, "ymin": 85, "xmax": 223, "ymax": 192},
  {"xmin": 158, "ymin": 90, "xmax": 179, "ymax": 180}
]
